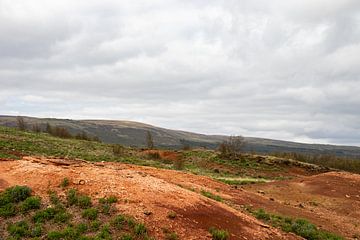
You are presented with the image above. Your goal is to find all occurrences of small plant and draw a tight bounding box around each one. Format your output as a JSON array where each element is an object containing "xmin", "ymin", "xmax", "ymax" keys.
[
  {"xmin": 20, "ymin": 196, "xmax": 41, "ymax": 213},
  {"xmin": 253, "ymin": 209, "xmax": 271, "ymax": 221},
  {"xmin": 66, "ymin": 189, "xmax": 78, "ymax": 206},
  {"xmin": 31, "ymin": 224, "xmax": 43, "ymax": 237},
  {"xmin": 7, "ymin": 221, "xmax": 30, "ymax": 238},
  {"xmin": 134, "ymin": 223, "xmax": 147, "ymax": 235},
  {"xmin": 32, "ymin": 207, "xmax": 57, "ymax": 223},
  {"xmin": 62, "ymin": 226, "xmax": 80, "ymax": 239},
  {"xmin": 61, "ymin": 178, "xmax": 70, "ymax": 188},
  {"xmin": 111, "ymin": 215, "xmax": 126, "ymax": 229},
  {"xmin": 167, "ymin": 211, "xmax": 177, "ymax": 219},
  {"xmin": 107, "ymin": 195, "xmax": 118, "ymax": 204},
  {"xmin": 97, "ymin": 224, "xmax": 111, "ymax": 239},
  {"xmin": 76, "ymin": 223, "xmax": 88, "ymax": 234},
  {"xmin": 54, "ymin": 211, "xmax": 71, "ymax": 223},
  {"xmin": 48, "ymin": 191, "xmax": 61, "ymax": 205},
  {"xmin": 163, "ymin": 228, "xmax": 179, "ymax": 240},
  {"xmin": 200, "ymin": 190, "xmax": 223, "ymax": 202},
  {"xmin": 113, "ymin": 144, "xmax": 125, "ymax": 156},
  {"xmin": 77, "ymin": 195, "xmax": 92, "ymax": 208},
  {"xmin": 90, "ymin": 220, "xmax": 101, "ymax": 232},
  {"xmin": 209, "ymin": 227, "xmax": 229, "ymax": 240},
  {"xmin": 0, "ymin": 203, "xmax": 16, "ymax": 217},
  {"xmin": 47, "ymin": 231, "xmax": 63, "ymax": 240},
  {"xmin": 173, "ymin": 157, "xmax": 185, "ymax": 170},
  {"xmin": 121, "ymin": 234, "xmax": 133, "ymax": 240},
  {"xmin": 3, "ymin": 185, "xmax": 32, "ymax": 203},
  {"xmin": 82, "ymin": 208, "xmax": 98, "ymax": 220}
]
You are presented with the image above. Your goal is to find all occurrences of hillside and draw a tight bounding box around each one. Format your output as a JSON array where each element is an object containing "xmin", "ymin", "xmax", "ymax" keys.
[
  {"xmin": 1, "ymin": 115, "xmax": 360, "ymax": 158},
  {"xmin": 1, "ymin": 126, "xmax": 359, "ymax": 239}
]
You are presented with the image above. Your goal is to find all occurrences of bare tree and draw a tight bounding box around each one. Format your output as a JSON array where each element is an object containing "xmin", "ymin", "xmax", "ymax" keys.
[
  {"xmin": 32, "ymin": 123, "xmax": 41, "ymax": 133},
  {"xmin": 16, "ymin": 116, "xmax": 26, "ymax": 131},
  {"xmin": 146, "ymin": 131, "xmax": 154, "ymax": 149},
  {"xmin": 218, "ymin": 135, "xmax": 245, "ymax": 159}
]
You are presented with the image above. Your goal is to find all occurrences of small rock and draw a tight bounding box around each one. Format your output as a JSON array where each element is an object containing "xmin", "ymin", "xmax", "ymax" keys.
[
  {"xmin": 144, "ymin": 210, "xmax": 152, "ymax": 216},
  {"xmin": 258, "ymin": 190, "xmax": 265, "ymax": 195},
  {"xmin": 345, "ymin": 194, "xmax": 350, "ymax": 198},
  {"xmin": 269, "ymin": 197, "xmax": 275, "ymax": 201},
  {"xmin": 298, "ymin": 203, "xmax": 305, "ymax": 208}
]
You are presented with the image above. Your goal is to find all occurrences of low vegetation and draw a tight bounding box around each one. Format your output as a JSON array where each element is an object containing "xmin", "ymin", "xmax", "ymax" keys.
[
  {"xmin": 0, "ymin": 185, "xmax": 153, "ymax": 240},
  {"xmin": 200, "ymin": 190, "xmax": 223, "ymax": 202},
  {"xmin": 209, "ymin": 227, "xmax": 229, "ymax": 240},
  {"xmin": 251, "ymin": 208, "xmax": 343, "ymax": 240}
]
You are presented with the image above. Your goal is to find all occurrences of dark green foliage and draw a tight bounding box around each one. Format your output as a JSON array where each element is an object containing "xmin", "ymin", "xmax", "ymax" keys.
[
  {"xmin": 76, "ymin": 223, "xmax": 88, "ymax": 234},
  {"xmin": 7, "ymin": 221, "xmax": 30, "ymax": 238},
  {"xmin": 53, "ymin": 211, "xmax": 71, "ymax": 223},
  {"xmin": 49, "ymin": 191, "xmax": 61, "ymax": 205},
  {"xmin": 121, "ymin": 234, "xmax": 133, "ymax": 240},
  {"xmin": 97, "ymin": 224, "xmax": 111, "ymax": 239},
  {"xmin": 62, "ymin": 226, "xmax": 80, "ymax": 240},
  {"xmin": 77, "ymin": 195, "xmax": 92, "ymax": 209},
  {"xmin": 101, "ymin": 203, "xmax": 111, "ymax": 215},
  {"xmin": 209, "ymin": 227, "xmax": 229, "ymax": 240},
  {"xmin": 32, "ymin": 207, "xmax": 57, "ymax": 223},
  {"xmin": 47, "ymin": 231, "xmax": 63, "ymax": 240},
  {"xmin": 90, "ymin": 220, "xmax": 101, "ymax": 232},
  {"xmin": 0, "ymin": 203, "xmax": 16, "ymax": 217},
  {"xmin": 167, "ymin": 211, "xmax": 177, "ymax": 219},
  {"xmin": 163, "ymin": 228, "xmax": 179, "ymax": 240},
  {"xmin": 20, "ymin": 196, "xmax": 41, "ymax": 213},
  {"xmin": 61, "ymin": 178, "xmax": 70, "ymax": 188},
  {"xmin": 2, "ymin": 185, "xmax": 32, "ymax": 203},
  {"xmin": 31, "ymin": 224, "xmax": 43, "ymax": 237},
  {"xmin": 82, "ymin": 208, "xmax": 98, "ymax": 220},
  {"xmin": 107, "ymin": 196, "xmax": 118, "ymax": 204},
  {"xmin": 134, "ymin": 223, "xmax": 147, "ymax": 235},
  {"xmin": 200, "ymin": 190, "xmax": 223, "ymax": 202}
]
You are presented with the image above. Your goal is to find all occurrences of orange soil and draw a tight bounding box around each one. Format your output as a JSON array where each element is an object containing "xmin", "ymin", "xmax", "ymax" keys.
[{"xmin": 0, "ymin": 157, "xmax": 299, "ymax": 240}]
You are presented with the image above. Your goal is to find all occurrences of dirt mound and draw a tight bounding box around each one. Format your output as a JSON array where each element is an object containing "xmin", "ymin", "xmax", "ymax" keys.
[{"xmin": 0, "ymin": 156, "xmax": 298, "ymax": 240}]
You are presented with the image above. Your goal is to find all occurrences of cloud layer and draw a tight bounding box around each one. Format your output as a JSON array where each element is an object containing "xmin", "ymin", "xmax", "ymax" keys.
[{"xmin": 1, "ymin": 0, "xmax": 360, "ymax": 145}]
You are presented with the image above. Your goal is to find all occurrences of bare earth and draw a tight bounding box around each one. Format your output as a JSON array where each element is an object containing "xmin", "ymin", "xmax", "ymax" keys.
[{"xmin": 1, "ymin": 156, "xmax": 360, "ymax": 239}]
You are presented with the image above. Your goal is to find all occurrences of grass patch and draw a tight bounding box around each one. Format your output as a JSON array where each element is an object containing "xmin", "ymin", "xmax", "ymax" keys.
[
  {"xmin": 251, "ymin": 208, "xmax": 343, "ymax": 240},
  {"xmin": 209, "ymin": 227, "xmax": 229, "ymax": 240},
  {"xmin": 200, "ymin": 190, "xmax": 223, "ymax": 202},
  {"xmin": 216, "ymin": 177, "xmax": 268, "ymax": 185}
]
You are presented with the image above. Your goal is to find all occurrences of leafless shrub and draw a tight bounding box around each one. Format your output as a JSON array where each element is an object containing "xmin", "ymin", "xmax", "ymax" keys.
[{"xmin": 219, "ymin": 135, "xmax": 245, "ymax": 159}]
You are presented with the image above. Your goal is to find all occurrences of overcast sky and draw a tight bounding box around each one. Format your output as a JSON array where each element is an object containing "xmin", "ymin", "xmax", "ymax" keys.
[{"xmin": 1, "ymin": 0, "xmax": 360, "ymax": 146}]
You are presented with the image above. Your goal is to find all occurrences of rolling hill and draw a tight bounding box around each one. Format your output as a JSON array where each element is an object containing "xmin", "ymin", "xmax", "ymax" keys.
[{"xmin": 1, "ymin": 115, "xmax": 360, "ymax": 158}]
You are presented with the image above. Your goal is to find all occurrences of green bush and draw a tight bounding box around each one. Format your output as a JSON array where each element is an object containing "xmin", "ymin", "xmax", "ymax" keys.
[
  {"xmin": 32, "ymin": 207, "xmax": 57, "ymax": 223},
  {"xmin": 66, "ymin": 189, "xmax": 78, "ymax": 206},
  {"xmin": 49, "ymin": 191, "xmax": 61, "ymax": 205},
  {"xmin": 200, "ymin": 190, "xmax": 223, "ymax": 202},
  {"xmin": 31, "ymin": 224, "xmax": 43, "ymax": 237},
  {"xmin": 0, "ymin": 203, "xmax": 16, "ymax": 217},
  {"xmin": 134, "ymin": 223, "xmax": 147, "ymax": 235},
  {"xmin": 97, "ymin": 224, "xmax": 111, "ymax": 239},
  {"xmin": 76, "ymin": 223, "xmax": 88, "ymax": 234},
  {"xmin": 47, "ymin": 231, "xmax": 63, "ymax": 240},
  {"xmin": 7, "ymin": 221, "xmax": 30, "ymax": 238},
  {"xmin": 121, "ymin": 234, "xmax": 133, "ymax": 240},
  {"xmin": 20, "ymin": 196, "xmax": 41, "ymax": 213},
  {"xmin": 209, "ymin": 227, "xmax": 229, "ymax": 240},
  {"xmin": 167, "ymin": 211, "xmax": 177, "ymax": 219},
  {"xmin": 107, "ymin": 196, "xmax": 118, "ymax": 204},
  {"xmin": 77, "ymin": 195, "xmax": 92, "ymax": 209},
  {"xmin": 111, "ymin": 215, "xmax": 126, "ymax": 229},
  {"xmin": 62, "ymin": 226, "xmax": 80, "ymax": 240},
  {"xmin": 3, "ymin": 186, "xmax": 32, "ymax": 203},
  {"xmin": 54, "ymin": 211, "xmax": 71, "ymax": 223},
  {"xmin": 82, "ymin": 208, "xmax": 98, "ymax": 220},
  {"xmin": 90, "ymin": 220, "xmax": 101, "ymax": 232},
  {"xmin": 254, "ymin": 209, "xmax": 271, "ymax": 221}
]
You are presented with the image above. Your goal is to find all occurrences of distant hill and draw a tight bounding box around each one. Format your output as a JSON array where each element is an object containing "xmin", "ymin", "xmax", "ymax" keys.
[{"xmin": 1, "ymin": 115, "xmax": 360, "ymax": 158}]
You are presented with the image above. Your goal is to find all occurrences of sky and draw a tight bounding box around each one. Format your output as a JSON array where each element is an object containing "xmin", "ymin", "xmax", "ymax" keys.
[{"xmin": 1, "ymin": 0, "xmax": 360, "ymax": 146}]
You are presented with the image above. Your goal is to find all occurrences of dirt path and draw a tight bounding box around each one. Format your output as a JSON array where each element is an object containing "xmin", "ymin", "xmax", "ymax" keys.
[{"xmin": 0, "ymin": 157, "xmax": 299, "ymax": 240}]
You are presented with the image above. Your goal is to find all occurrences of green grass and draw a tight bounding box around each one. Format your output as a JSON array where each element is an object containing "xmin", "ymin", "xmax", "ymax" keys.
[
  {"xmin": 251, "ymin": 208, "xmax": 343, "ymax": 240},
  {"xmin": 216, "ymin": 177, "xmax": 268, "ymax": 185},
  {"xmin": 200, "ymin": 190, "xmax": 223, "ymax": 202},
  {"xmin": 209, "ymin": 227, "xmax": 229, "ymax": 240},
  {"xmin": 0, "ymin": 185, "xmax": 153, "ymax": 240}
]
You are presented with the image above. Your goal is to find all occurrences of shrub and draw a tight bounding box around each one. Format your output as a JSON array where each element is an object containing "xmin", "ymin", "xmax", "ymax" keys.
[
  {"xmin": 254, "ymin": 209, "xmax": 271, "ymax": 221},
  {"xmin": 77, "ymin": 195, "xmax": 92, "ymax": 208},
  {"xmin": 121, "ymin": 234, "xmax": 133, "ymax": 240},
  {"xmin": 32, "ymin": 207, "xmax": 57, "ymax": 223},
  {"xmin": 47, "ymin": 231, "xmax": 63, "ymax": 240},
  {"xmin": 82, "ymin": 208, "xmax": 98, "ymax": 220},
  {"xmin": 20, "ymin": 196, "xmax": 41, "ymax": 213},
  {"xmin": 49, "ymin": 191, "xmax": 61, "ymax": 205},
  {"xmin": 0, "ymin": 203, "xmax": 16, "ymax": 217},
  {"xmin": 66, "ymin": 189, "xmax": 78, "ymax": 206},
  {"xmin": 107, "ymin": 196, "xmax": 118, "ymax": 204},
  {"xmin": 61, "ymin": 178, "xmax": 70, "ymax": 188},
  {"xmin": 101, "ymin": 203, "xmax": 111, "ymax": 215},
  {"xmin": 173, "ymin": 157, "xmax": 185, "ymax": 170},
  {"xmin": 111, "ymin": 215, "xmax": 126, "ymax": 229},
  {"xmin": 7, "ymin": 221, "xmax": 30, "ymax": 238},
  {"xmin": 134, "ymin": 223, "xmax": 147, "ymax": 235},
  {"xmin": 54, "ymin": 211, "xmax": 71, "ymax": 223},
  {"xmin": 218, "ymin": 135, "xmax": 245, "ymax": 159},
  {"xmin": 165, "ymin": 232, "xmax": 179, "ymax": 240},
  {"xmin": 97, "ymin": 224, "xmax": 111, "ymax": 239},
  {"xmin": 90, "ymin": 220, "xmax": 101, "ymax": 232},
  {"xmin": 31, "ymin": 224, "xmax": 43, "ymax": 237},
  {"xmin": 62, "ymin": 226, "xmax": 80, "ymax": 240},
  {"xmin": 147, "ymin": 152, "xmax": 161, "ymax": 159},
  {"xmin": 209, "ymin": 227, "xmax": 229, "ymax": 240},
  {"xmin": 113, "ymin": 144, "xmax": 125, "ymax": 156},
  {"xmin": 3, "ymin": 185, "xmax": 32, "ymax": 203},
  {"xmin": 76, "ymin": 223, "xmax": 88, "ymax": 234}
]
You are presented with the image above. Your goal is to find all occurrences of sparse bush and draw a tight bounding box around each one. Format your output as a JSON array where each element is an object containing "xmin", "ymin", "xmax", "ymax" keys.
[
  {"xmin": 253, "ymin": 208, "xmax": 271, "ymax": 221},
  {"xmin": 32, "ymin": 124, "xmax": 41, "ymax": 133},
  {"xmin": 61, "ymin": 178, "xmax": 70, "ymax": 188},
  {"xmin": 77, "ymin": 195, "xmax": 92, "ymax": 209},
  {"xmin": 146, "ymin": 131, "xmax": 154, "ymax": 149},
  {"xmin": 107, "ymin": 196, "xmax": 118, "ymax": 204},
  {"xmin": 62, "ymin": 226, "xmax": 80, "ymax": 239},
  {"xmin": 66, "ymin": 189, "xmax": 78, "ymax": 206},
  {"xmin": 90, "ymin": 220, "xmax": 101, "ymax": 232},
  {"xmin": 20, "ymin": 196, "xmax": 41, "ymax": 213},
  {"xmin": 16, "ymin": 116, "xmax": 27, "ymax": 131},
  {"xmin": 134, "ymin": 223, "xmax": 147, "ymax": 235},
  {"xmin": 209, "ymin": 227, "xmax": 229, "ymax": 240},
  {"xmin": 113, "ymin": 144, "xmax": 125, "ymax": 156},
  {"xmin": 218, "ymin": 135, "xmax": 245, "ymax": 159},
  {"xmin": 173, "ymin": 157, "xmax": 185, "ymax": 170},
  {"xmin": 54, "ymin": 211, "xmax": 71, "ymax": 223},
  {"xmin": 97, "ymin": 224, "xmax": 111, "ymax": 239},
  {"xmin": 112, "ymin": 215, "xmax": 126, "ymax": 229},
  {"xmin": 82, "ymin": 208, "xmax": 98, "ymax": 220},
  {"xmin": 31, "ymin": 224, "xmax": 43, "ymax": 237},
  {"xmin": 7, "ymin": 221, "xmax": 30, "ymax": 238},
  {"xmin": 0, "ymin": 203, "xmax": 16, "ymax": 217},
  {"xmin": 47, "ymin": 231, "xmax": 63, "ymax": 240},
  {"xmin": 147, "ymin": 152, "xmax": 161, "ymax": 159},
  {"xmin": 121, "ymin": 234, "xmax": 133, "ymax": 240},
  {"xmin": 76, "ymin": 223, "xmax": 88, "ymax": 234}
]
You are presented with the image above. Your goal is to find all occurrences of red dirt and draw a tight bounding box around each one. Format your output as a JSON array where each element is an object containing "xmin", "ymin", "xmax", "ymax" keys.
[{"xmin": 0, "ymin": 157, "xmax": 299, "ymax": 240}]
